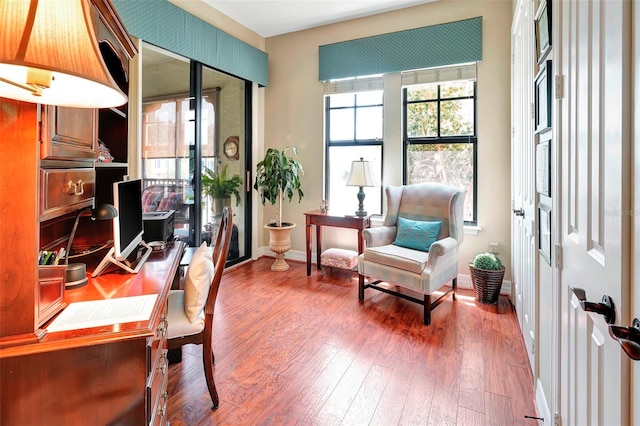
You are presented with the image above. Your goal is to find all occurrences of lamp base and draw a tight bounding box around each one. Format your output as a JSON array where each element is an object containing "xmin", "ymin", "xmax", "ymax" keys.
[
  {"xmin": 354, "ymin": 186, "xmax": 367, "ymax": 217},
  {"xmin": 65, "ymin": 263, "xmax": 88, "ymax": 289}
]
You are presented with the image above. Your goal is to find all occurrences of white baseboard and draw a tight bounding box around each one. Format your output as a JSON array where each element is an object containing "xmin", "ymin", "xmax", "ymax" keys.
[
  {"xmin": 254, "ymin": 247, "xmax": 305, "ymax": 262},
  {"xmin": 456, "ymin": 273, "xmax": 512, "ymax": 296},
  {"xmin": 256, "ymin": 247, "xmax": 511, "ymax": 296},
  {"xmin": 535, "ymin": 379, "xmax": 552, "ymax": 425}
]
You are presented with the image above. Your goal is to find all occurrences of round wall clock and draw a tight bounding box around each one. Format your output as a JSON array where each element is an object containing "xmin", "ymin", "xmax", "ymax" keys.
[{"xmin": 223, "ymin": 136, "xmax": 239, "ymax": 160}]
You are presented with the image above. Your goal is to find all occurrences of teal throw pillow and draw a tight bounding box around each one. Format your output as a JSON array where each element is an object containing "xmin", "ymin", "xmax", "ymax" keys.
[{"xmin": 393, "ymin": 218, "xmax": 442, "ymax": 252}]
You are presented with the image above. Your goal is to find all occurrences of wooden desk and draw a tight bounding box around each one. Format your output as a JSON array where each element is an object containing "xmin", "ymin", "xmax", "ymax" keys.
[
  {"xmin": 0, "ymin": 241, "xmax": 185, "ymax": 426},
  {"xmin": 304, "ymin": 210, "xmax": 370, "ymax": 276}
]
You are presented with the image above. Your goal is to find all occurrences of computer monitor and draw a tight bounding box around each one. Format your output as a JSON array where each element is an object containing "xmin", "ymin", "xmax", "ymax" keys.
[
  {"xmin": 113, "ymin": 179, "xmax": 144, "ymax": 260},
  {"xmin": 92, "ymin": 179, "xmax": 151, "ymax": 277}
]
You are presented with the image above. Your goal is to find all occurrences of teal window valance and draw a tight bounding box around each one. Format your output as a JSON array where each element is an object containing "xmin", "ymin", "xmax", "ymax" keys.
[
  {"xmin": 112, "ymin": 0, "xmax": 269, "ymax": 87},
  {"xmin": 319, "ymin": 17, "xmax": 482, "ymax": 82}
]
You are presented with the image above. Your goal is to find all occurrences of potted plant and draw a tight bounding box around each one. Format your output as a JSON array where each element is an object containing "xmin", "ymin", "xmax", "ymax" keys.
[
  {"xmin": 202, "ymin": 164, "xmax": 242, "ymax": 214},
  {"xmin": 253, "ymin": 146, "xmax": 304, "ymax": 271},
  {"xmin": 469, "ymin": 252, "xmax": 505, "ymax": 304}
]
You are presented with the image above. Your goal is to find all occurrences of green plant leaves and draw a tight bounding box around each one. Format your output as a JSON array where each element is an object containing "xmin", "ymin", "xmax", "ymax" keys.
[
  {"xmin": 202, "ymin": 164, "xmax": 242, "ymax": 206},
  {"xmin": 253, "ymin": 146, "xmax": 304, "ymax": 206}
]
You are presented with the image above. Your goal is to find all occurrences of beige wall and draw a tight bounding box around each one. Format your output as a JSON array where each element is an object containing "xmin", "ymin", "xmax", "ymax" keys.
[{"xmin": 262, "ymin": 0, "xmax": 514, "ymax": 279}]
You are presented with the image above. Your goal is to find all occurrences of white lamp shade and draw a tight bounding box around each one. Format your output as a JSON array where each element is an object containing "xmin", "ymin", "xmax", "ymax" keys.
[
  {"xmin": 346, "ymin": 158, "xmax": 376, "ymax": 187},
  {"xmin": 0, "ymin": 0, "xmax": 127, "ymax": 108}
]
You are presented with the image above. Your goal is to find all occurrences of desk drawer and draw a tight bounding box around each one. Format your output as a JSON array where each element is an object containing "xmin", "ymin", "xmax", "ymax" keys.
[
  {"xmin": 40, "ymin": 168, "xmax": 95, "ymax": 221},
  {"xmin": 147, "ymin": 348, "xmax": 168, "ymax": 425},
  {"xmin": 146, "ymin": 309, "xmax": 168, "ymax": 425},
  {"xmin": 37, "ymin": 265, "xmax": 66, "ymax": 327},
  {"xmin": 147, "ymin": 312, "xmax": 168, "ymax": 375}
]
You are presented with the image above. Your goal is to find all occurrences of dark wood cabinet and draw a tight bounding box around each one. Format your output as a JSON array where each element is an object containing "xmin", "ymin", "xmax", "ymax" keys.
[
  {"xmin": 0, "ymin": 243, "xmax": 182, "ymax": 425},
  {"xmin": 40, "ymin": 106, "xmax": 97, "ymax": 162},
  {"xmin": 0, "ymin": 100, "xmax": 42, "ymax": 343},
  {"xmin": 0, "ymin": 0, "xmax": 137, "ymax": 344}
]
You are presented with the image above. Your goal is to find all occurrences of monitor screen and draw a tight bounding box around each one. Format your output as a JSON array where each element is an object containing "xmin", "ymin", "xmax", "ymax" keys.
[{"xmin": 113, "ymin": 179, "xmax": 144, "ymax": 261}]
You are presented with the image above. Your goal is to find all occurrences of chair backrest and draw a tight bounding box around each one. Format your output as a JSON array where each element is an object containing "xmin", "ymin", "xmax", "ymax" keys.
[
  {"xmin": 204, "ymin": 206, "xmax": 233, "ymax": 319},
  {"xmin": 384, "ymin": 183, "xmax": 466, "ymax": 243}
]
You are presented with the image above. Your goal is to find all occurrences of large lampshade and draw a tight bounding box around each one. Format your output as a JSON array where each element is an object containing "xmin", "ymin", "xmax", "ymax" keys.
[{"xmin": 0, "ymin": 0, "xmax": 127, "ymax": 108}]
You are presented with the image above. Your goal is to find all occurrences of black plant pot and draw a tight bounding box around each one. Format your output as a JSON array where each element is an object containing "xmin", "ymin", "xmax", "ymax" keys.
[{"xmin": 469, "ymin": 264, "xmax": 505, "ymax": 304}]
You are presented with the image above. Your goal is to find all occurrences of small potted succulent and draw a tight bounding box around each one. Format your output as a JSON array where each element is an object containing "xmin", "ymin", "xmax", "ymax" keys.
[{"xmin": 469, "ymin": 252, "xmax": 505, "ymax": 304}]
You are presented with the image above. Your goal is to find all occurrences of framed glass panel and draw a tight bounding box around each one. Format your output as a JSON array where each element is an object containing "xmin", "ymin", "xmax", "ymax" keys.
[
  {"xmin": 141, "ymin": 43, "xmax": 252, "ymax": 265},
  {"xmin": 327, "ymin": 145, "xmax": 382, "ymax": 216},
  {"xmin": 406, "ymin": 143, "xmax": 474, "ymax": 222}
]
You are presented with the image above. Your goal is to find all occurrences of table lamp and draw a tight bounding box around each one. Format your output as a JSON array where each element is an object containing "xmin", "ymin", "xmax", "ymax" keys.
[
  {"xmin": 346, "ymin": 157, "xmax": 376, "ymax": 217},
  {"xmin": 0, "ymin": 0, "xmax": 127, "ymax": 108},
  {"xmin": 64, "ymin": 204, "xmax": 118, "ymax": 288}
]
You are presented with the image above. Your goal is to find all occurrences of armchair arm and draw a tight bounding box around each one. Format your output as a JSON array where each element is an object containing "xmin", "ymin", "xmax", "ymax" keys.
[
  {"xmin": 362, "ymin": 226, "xmax": 397, "ymax": 248},
  {"xmin": 424, "ymin": 236, "xmax": 461, "ymax": 279},
  {"xmin": 428, "ymin": 237, "xmax": 459, "ymax": 256}
]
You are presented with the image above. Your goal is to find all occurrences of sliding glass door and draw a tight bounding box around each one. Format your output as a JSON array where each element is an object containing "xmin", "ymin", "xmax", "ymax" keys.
[{"xmin": 140, "ymin": 43, "xmax": 251, "ymax": 265}]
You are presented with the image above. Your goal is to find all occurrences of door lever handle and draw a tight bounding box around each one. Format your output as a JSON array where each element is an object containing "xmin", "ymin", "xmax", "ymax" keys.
[
  {"xmin": 609, "ymin": 318, "xmax": 640, "ymax": 361},
  {"xmin": 570, "ymin": 287, "xmax": 616, "ymax": 324},
  {"xmin": 513, "ymin": 208, "xmax": 525, "ymax": 217}
]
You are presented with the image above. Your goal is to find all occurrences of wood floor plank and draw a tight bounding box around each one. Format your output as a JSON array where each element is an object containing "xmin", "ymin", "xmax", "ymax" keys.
[
  {"xmin": 166, "ymin": 258, "xmax": 537, "ymax": 425},
  {"xmin": 484, "ymin": 392, "xmax": 512, "ymax": 426},
  {"xmin": 505, "ymin": 363, "xmax": 538, "ymax": 425},
  {"xmin": 398, "ymin": 366, "xmax": 437, "ymax": 425},
  {"xmin": 456, "ymin": 295, "xmax": 488, "ymax": 414},
  {"xmin": 313, "ymin": 356, "xmax": 373, "ymax": 425},
  {"xmin": 292, "ymin": 347, "xmax": 357, "ymax": 424},
  {"xmin": 368, "ymin": 364, "xmax": 414, "ymax": 425},
  {"xmin": 341, "ymin": 363, "xmax": 392, "ymax": 425},
  {"xmin": 427, "ymin": 350, "xmax": 462, "ymax": 426},
  {"xmin": 456, "ymin": 406, "xmax": 485, "ymax": 426}
]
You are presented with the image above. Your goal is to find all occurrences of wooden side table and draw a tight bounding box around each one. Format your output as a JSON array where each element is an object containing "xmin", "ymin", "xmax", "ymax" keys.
[{"xmin": 304, "ymin": 210, "xmax": 370, "ymax": 276}]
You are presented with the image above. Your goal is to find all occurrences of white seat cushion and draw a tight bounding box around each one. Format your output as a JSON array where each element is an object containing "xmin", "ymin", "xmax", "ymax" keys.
[
  {"xmin": 167, "ymin": 290, "xmax": 204, "ymax": 339},
  {"xmin": 363, "ymin": 244, "xmax": 430, "ymax": 275},
  {"xmin": 183, "ymin": 242, "xmax": 214, "ymax": 323}
]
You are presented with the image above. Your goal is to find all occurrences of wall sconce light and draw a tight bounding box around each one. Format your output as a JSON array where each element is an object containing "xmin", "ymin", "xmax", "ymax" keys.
[
  {"xmin": 64, "ymin": 204, "xmax": 117, "ymax": 288},
  {"xmin": 0, "ymin": 0, "xmax": 127, "ymax": 108},
  {"xmin": 346, "ymin": 157, "xmax": 376, "ymax": 217}
]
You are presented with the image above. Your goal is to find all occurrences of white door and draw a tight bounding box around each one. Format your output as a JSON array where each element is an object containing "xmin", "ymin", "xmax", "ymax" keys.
[
  {"xmin": 558, "ymin": 0, "xmax": 631, "ymax": 424},
  {"xmin": 511, "ymin": 0, "xmax": 536, "ymax": 372},
  {"xmin": 632, "ymin": 4, "xmax": 640, "ymax": 425}
]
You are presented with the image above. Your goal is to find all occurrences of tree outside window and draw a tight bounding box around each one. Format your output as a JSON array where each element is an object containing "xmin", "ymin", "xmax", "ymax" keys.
[{"xmin": 404, "ymin": 80, "xmax": 477, "ymax": 223}]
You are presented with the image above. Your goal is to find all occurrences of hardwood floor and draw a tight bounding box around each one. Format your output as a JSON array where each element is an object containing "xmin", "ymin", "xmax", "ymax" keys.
[{"xmin": 167, "ymin": 258, "xmax": 538, "ymax": 425}]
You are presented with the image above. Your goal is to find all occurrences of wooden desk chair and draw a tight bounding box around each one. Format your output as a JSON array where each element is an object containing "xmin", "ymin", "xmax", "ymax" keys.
[{"xmin": 166, "ymin": 207, "xmax": 232, "ymax": 409}]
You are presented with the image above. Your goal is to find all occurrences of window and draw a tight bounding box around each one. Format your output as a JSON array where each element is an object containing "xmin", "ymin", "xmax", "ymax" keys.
[
  {"xmin": 403, "ymin": 79, "xmax": 477, "ymax": 223},
  {"xmin": 324, "ymin": 86, "xmax": 383, "ymax": 216}
]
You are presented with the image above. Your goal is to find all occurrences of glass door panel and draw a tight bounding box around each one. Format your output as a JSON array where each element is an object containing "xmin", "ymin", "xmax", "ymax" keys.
[
  {"xmin": 140, "ymin": 43, "xmax": 251, "ymax": 265},
  {"xmin": 200, "ymin": 64, "xmax": 249, "ymax": 264},
  {"xmin": 141, "ymin": 44, "xmax": 194, "ymax": 244}
]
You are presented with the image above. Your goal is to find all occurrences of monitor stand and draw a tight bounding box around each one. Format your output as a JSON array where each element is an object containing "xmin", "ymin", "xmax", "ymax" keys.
[{"xmin": 92, "ymin": 241, "xmax": 152, "ymax": 278}]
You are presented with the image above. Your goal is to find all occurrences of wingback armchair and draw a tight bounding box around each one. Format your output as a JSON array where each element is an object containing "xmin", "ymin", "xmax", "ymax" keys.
[{"xmin": 358, "ymin": 183, "xmax": 466, "ymax": 325}]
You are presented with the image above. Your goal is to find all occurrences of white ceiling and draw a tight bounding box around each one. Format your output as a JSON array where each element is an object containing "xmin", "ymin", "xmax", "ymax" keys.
[{"xmin": 188, "ymin": 0, "xmax": 437, "ymax": 38}]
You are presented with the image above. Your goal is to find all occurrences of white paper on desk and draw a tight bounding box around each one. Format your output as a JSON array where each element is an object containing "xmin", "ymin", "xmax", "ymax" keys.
[{"xmin": 47, "ymin": 294, "xmax": 158, "ymax": 332}]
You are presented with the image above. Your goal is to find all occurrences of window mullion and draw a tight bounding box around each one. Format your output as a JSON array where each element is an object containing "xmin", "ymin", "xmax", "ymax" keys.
[{"xmin": 437, "ymin": 84, "xmax": 441, "ymax": 139}]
